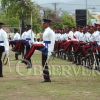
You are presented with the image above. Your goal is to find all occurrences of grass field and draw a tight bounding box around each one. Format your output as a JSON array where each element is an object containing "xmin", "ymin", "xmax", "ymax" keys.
[{"xmin": 0, "ymin": 49, "xmax": 100, "ymax": 100}]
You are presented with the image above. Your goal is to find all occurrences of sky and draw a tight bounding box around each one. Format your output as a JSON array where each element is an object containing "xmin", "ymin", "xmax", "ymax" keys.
[
  {"xmin": 31, "ymin": 0, "xmax": 100, "ymax": 13},
  {"xmin": 31, "ymin": 0, "xmax": 72, "ymax": 4}
]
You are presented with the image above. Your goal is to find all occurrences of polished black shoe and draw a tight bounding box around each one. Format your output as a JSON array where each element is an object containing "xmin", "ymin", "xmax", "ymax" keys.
[
  {"xmin": 41, "ymin": 79, "xmax": 51, "ymax": 83},
  {"xmin": 0, "ymin": 75, "xmax": 3, "ymax": 77},
  {"xmin": 20, "ymin": 59, "xmax": 27, "ymax": 65},
  {"xmin": 21, "ymin": 59, "xmax": 32, "ymax": 68},
  {"xmin": 26, "ymin": 64, "xmax": 32, "ymax": 68}
]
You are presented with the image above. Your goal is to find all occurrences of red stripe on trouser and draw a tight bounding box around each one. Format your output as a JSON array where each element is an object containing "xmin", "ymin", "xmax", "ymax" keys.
[
  {"xmin": 58, "ymin": 42, "xmax": 62, "ymax": 50},
  {"xmin": 56, "ymin": 41, "xmax": 61, "ymax": 50},
  {"xmin": 75, "ymin": 42, "xmax": 87, "ymax": 52},
  {"xmin": 73, "ymin": 41, "xmax": 78, "ymax": 52},
  {"xmin": 61, "ymin": 42, "xmax": 66, "ymax": 49},
  {"xmin": 90, "ymin": 42, "xmax": 95, "ymax": 46},
  {"xmin": 9, "ymin": 41, "xmax": 14, "ymax": 45},
  {"xmin": 63, "ymin": 41, "xmax": 69, "ymax": 48},
  {"xmin": 64, "ymin": 42, "xmax": 71, "ymax": 51},
  {"xmin": 14, "ymin": 42, "xmax": 19, "ymax": 50},
  {"xmin": 62, "ymin": 40, "xmax": 66, "ymax": 43},
  {"xmin": 60, "ymin": 41, "xmax": 67, "ymax": 49},
  {"xmin": 93, "ymin": 46, "xmax": 100, "ymax": 51},
  {"xmin": 82, "ymin": 45, "xmax": 90, "ymax": 56},
  {"xmin": 97, "ymin": 46, "xmax": 100, "ymax": 51},
  {"xmin": 13, "ymin": 40, "xmax": 21, "ymax": 50},
  {"xmin": 25, "ymin": 44, "xmax": 44, "ymax": 59},
  {"xmin": 17, "ymin": 40, "xmax": 28, "ymax": 52},
  {"xmin": 18, "ymin": 41, "xmax": 22, "ymax": 52}
]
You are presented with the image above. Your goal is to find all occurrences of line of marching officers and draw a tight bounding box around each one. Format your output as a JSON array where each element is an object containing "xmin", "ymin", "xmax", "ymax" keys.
[
  {"xmin": 0, "ymin": 23, "xmax": 34, "ymax": 77},
  {"xmin": 53, "ymin": 24, "xmax": 100, "ymax": 70},
  {"xmin": 0, "ymin": 19, "xmax": 55, "ymax": 83},
  {"xmin": 1, "ymin": 19, "xmax": 100, "ymax": 80}
]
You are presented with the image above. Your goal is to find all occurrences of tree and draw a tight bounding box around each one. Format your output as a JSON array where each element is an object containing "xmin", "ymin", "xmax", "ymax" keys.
[
  {"xmin": 43, "ymin": 8, "xmax": 76, "ymax": 28},
  {"xmin": 0, "ymin": 0, "xmax": 42, "ymax": 32},
  {"xmin": 88, "ymin": 10, "xmax": 97, "ymax": 25},
  {"xmin": 59, "ymin": 13, "xmax": 76, "ymax": 28}
]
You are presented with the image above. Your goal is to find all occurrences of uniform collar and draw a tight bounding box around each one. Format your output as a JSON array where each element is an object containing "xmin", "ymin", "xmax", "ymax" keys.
[{"xmin": 44, "ymin": 27, "xmax": 50, "ymax": 31}]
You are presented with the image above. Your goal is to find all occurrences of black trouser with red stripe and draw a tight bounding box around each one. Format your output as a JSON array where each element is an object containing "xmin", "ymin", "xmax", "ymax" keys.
[
  {"xmin": 9, "ymin": 41, "xmax": 18, "ymax": 48},
  {"xmin": 0, "ymin": 46, "xmax": 4, "ymax": 76},
  {"xmin": 14, "ymin": 40, "xmax": 28, "ymax": 53},
  {"xmin": 24, "ymin": 44, "xmax": 50, "ymax": 80}
]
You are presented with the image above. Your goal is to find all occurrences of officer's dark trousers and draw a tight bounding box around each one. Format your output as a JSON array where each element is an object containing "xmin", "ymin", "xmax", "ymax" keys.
[
  {"xmin": 42, "ymin": 53, "xmax": 50, "ymax": 80},
  {"xmin": 0, "ymin": 46, "xmax": 4, "ymax": 76}
]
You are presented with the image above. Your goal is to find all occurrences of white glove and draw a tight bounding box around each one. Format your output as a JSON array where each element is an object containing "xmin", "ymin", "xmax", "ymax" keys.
[{"xmin": 5, "ymin": 50, "xmax": 9, "ymax": 57}]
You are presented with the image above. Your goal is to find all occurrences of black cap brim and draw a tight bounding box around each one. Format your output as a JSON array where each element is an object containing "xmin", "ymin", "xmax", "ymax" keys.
[
  {"xmin": 43, "ymin": 19, "xmax": 51, "ymax": 23},
  {"xmin": 0, "ymin": 22, "xmax": 4, "ymax": 25}
]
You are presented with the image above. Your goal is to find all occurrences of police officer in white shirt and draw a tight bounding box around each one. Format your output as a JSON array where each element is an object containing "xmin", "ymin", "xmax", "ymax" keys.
[
  {"xmin": 9, "ymin": 28, "xmax": 20, "ymax": 48},
  {"xmin": 26, "ymin": 24, "xmax": 34, "ymax": 46},
  {"xmin": 84, "ymin": 27, "xmax": 91, "ymax": 42},
  {"xmin": 67, "ymin": 27, "xmax": 74, "ymax": 40},
  {"xmin": 13, "ymin": 28, "xmax": 20, "ymax": 40},
  {"xmin": 79, "ymin": 28, "xmax": 87, "ymax": 42},
  {"xmin": 0, "ymin": 22, "xmax": 9, "ymax": 77},
  {"xmin": 13, "ymin": 28, "xmax": 20, "ymax": 60},
  {"xmin": 22, "ymin": 19, "xmax": 55, "ymax": 82}
]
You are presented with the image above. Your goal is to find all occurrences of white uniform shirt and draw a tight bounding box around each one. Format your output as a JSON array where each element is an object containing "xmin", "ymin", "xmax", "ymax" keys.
[
  {"xmin": 8, "ymin": 32, "xmax": 13, "ymax": 40},
  {"xmin": 62, "ymin": 33, "xmax": 65, "ymax": 40},
  {"xmin": 55, "ymin": 33, "xmax": 58, "ymax": 41},
  {"xmin": 43, "ymin": 27, "xmax": 55, "ymax": 57},
  {"xmin": 84, "ymin": 32, "xmax": 91, "ymax": 42},
  {"xmin": 89, "ymin": 34, "xmax": 95, "ymax": 42},
  {"xmin": 0, "ymin": 28, "xmax": 9, "ymax": 53},
  {"xmin": 57, "ymin": 33, "xmax": 61, "ymax": 41},
  {"xmin": 21, "ymin": 31, "xmax": 27, "ymax": 39},
  {"xmin": 60, "ymin": 34, "xmax": 64, "ymax": 41},
  {"xmin": 63, "ymin": 33, "xmax": 68, "ymax": 40},
  {"xmin": 13, "ymin": 32, "xmax": 20, "ymax": 40},
  {"xmin": 79, "ymin": 33, "xmax": 87, "ymax": 42},
  {"xmin": 25, "ymin": 29, "xmax": 34, "ymax": 45},
  {"xmin": 92, "ymin": 31, "xmax": 100, "ymax": 41},
  {"xmin": 74, "ymin": 31, "xmax": 81, "ymax": 41},
  {"xmin": 55, "ymin": 33, "xmax": 60, "ymax": 41},
  {"xmin": 68, "ymin": 31, "xmax": 73, "ymax": 40},
  {"xmin": 97, "ymin": 35, "xmax": 100, "ymax": 45}
]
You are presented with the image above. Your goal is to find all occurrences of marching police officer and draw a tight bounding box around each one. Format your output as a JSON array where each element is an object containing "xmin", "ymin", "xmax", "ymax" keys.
[
  {"xmin": 0, "ymin": 22, "xmax": 9, "ymax": 77},
  {"xmin": 22, "ymin": 19, "xmax": 55, "ymax": 82}
]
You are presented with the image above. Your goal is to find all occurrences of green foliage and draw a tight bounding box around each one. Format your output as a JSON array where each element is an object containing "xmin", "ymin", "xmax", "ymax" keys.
[
  {"xmin": 60, "ymin": 13, "xmax": 76, "ymax": 28},
  {"xmin": 88, "ymin": 10, "xmax": 96, "ymax": 25},
  {"xmin": 38, "ymin": 8, "xmax": 76, "ymax": 29},
  {"xmin": 0, "ymin": 0, "xmax": 42, "ymax": 32},
  {"xmin": 0, "ymin": 0, "xmax": 77, "ymax": 31}
]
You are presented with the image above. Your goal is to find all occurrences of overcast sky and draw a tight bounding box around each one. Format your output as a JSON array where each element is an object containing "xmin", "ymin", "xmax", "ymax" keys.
[
  {"xmin": 31, "ymin": 0, "xmax": 100, "ymax": 13},
  {"xmin": 31, "ymin": 0, "xmax": 72, "ymax": 4}
]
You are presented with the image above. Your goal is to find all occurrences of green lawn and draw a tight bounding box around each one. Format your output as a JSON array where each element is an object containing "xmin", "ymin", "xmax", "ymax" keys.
[{"xmin": 0, "ymin": 50, "xmax": 100, "ymax": 100}]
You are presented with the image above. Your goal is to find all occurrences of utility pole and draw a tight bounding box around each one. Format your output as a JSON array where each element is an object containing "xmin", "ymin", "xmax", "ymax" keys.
[{"xmin": 86, "ymin": 0, "xmax": 88, "ymax": 25}]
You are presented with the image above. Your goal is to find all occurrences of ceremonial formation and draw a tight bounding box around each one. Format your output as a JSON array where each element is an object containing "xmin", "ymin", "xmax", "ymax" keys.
[
  {"xmin": 1, "ymin": 18, "xmax": 100, "ymax": 82},
  {"xmin": 0, "ymin": 18, "xmax": 56, "ymax": 83},
  {"xmin": 53, "ymin": 24, "xmax": 100, "ymax": 71}
]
